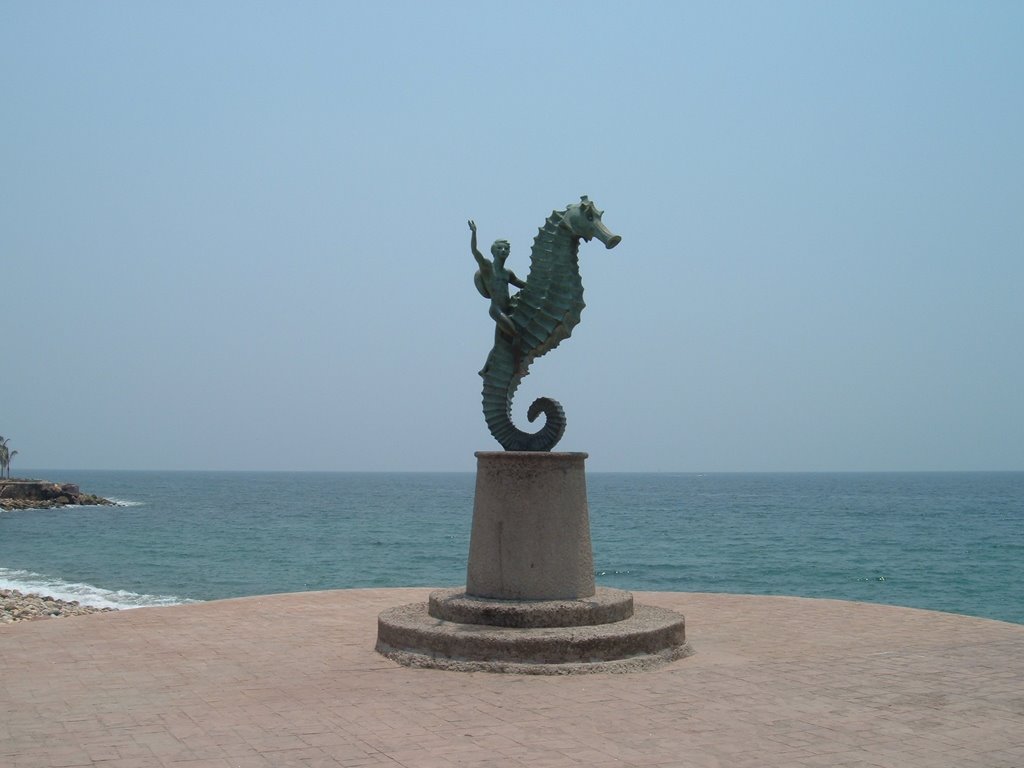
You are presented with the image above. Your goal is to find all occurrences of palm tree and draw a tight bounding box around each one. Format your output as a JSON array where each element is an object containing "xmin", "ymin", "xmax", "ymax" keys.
[{"xmin": 0, "ymin": 436, "xmax": 15, "ymax": 479}]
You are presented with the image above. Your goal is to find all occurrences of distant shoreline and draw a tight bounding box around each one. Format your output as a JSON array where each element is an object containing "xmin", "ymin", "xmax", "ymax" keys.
[{"xmin": 0, "ymin": 479, "xmax": 115, "ymax": 510}]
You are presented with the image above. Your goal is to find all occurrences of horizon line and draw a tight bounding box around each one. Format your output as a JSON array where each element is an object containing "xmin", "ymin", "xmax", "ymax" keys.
[{"xmin": 12, "ymin": 467, "xmax": 1024, "ymax": 476}]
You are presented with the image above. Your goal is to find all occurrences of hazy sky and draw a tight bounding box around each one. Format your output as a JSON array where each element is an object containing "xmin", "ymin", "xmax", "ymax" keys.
[{"xmin": 3, "ymin": 2, "xmax": 1022, "ymax": 472}]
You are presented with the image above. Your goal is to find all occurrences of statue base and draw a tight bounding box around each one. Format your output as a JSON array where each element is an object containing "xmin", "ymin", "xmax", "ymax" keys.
[
  {"xmin": 376, "ymin": 452, "xmax": 691, "ymax": 674},
  {"xmin": 467, "ymin": 451, "xmax": 595, "ymax": 599}
]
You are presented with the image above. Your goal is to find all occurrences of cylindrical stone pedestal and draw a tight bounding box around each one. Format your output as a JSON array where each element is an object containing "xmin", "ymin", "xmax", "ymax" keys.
[
  {"xmin": 466, "ymin": 451, "xmax": 595, "ymax": 600},
  {"xmin": 376, "ymin": 449, "xmax": 690, "ymax": 673}
]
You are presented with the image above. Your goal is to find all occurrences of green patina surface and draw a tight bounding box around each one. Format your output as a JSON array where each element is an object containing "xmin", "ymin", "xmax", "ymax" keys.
[{"xmin": 469, "ymin": 197, "xmax": 621, "ymax": 451}]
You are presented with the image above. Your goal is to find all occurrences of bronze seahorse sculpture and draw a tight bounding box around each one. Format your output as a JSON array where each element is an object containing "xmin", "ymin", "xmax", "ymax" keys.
[{"xmin": 470, "ymin": 196, "xmax": 621, "ymax": 451}]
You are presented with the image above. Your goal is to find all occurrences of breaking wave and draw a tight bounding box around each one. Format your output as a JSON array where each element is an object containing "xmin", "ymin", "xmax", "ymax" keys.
[{"xmin": 0, "ymin": 567, "xmax": 199, "ymax": 609}]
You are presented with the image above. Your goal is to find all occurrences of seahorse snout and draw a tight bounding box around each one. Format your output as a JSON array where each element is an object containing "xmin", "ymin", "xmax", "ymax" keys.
[{"xmin": 594, "ymin": 220, "xmax": 621, "ymax": 249}]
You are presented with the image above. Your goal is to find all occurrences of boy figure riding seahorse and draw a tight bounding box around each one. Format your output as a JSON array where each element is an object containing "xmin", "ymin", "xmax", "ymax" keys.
[{"xmin": 469, "ymin": 220, "xmax": 525, "ymax": 374}]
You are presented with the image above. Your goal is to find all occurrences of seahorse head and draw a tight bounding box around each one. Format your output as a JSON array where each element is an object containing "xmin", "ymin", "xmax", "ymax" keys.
[{"xmin": 559, "ymin": 196, "xmax": 621, "ymax": 249}]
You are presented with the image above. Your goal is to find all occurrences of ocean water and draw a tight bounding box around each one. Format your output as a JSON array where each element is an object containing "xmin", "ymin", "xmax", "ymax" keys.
[{"xmin": 1, "ymin": 470, "xmax": 1021, "ymax": 624}]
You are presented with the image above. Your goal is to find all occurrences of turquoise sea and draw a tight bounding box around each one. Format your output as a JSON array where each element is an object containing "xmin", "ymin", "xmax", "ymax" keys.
[{"xmin": 1, "ymin": 470, "xmax": 1021, "ymax": 624}]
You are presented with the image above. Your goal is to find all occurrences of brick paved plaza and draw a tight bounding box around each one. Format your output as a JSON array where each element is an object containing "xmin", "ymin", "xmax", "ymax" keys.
[{"xmin": 2, "ymin": 589, "xmax": 1022, "ymax": 767}]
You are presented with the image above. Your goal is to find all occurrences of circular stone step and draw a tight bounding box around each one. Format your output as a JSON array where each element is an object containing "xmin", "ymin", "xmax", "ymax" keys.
[
  {"xmin": 376, "ymin": 601, "xmax": 690, "ymax": 674},
  {"xmin": 428, "ymin": 587, "xmax": 634, "ymax": 628}
]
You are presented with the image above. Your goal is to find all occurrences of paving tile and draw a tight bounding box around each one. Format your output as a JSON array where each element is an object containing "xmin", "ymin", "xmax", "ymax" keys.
[{"xmin": 0, "ymin": 589, "xmax": 1022, "ymax": 767}]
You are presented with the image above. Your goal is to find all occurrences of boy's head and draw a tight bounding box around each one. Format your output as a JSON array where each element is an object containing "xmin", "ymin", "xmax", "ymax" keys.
[{"xmin": 490, "ymin": 239, "xmax": 510, "ymax": 262}]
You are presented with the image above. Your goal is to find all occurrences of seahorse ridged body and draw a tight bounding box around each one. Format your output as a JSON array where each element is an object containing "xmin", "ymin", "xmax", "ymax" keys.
[{"xmin": 478, "ymin": 197, "xmax": 620, "ymax": 451}]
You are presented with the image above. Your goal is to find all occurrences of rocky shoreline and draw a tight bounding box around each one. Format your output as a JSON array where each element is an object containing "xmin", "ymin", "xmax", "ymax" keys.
[
  {"xmin": 0, "ymin": 479, "xmax": 115, "ymax": 510},
  {"xmin": 1, "ymin": 479, "xmax": 121, "ymax": 624},
  {"xmin": 0, "ymin": 588, "xmax": 116, "ymax": 624}
]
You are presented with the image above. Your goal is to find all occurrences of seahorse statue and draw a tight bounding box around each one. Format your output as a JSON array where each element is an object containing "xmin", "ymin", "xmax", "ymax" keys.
[{"xmin": 470, "ymin": 196, "xmax": 621, "ymax": 451}]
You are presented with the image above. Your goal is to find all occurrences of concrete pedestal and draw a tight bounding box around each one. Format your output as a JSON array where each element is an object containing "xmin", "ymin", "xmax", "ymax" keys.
[
  {"xmin": 466, "ymin": 452, "xmax": 594, "ymax": 600},
  {"xmin": 376, "ymin": 451, "xmax": 690, "ymax": 674}
]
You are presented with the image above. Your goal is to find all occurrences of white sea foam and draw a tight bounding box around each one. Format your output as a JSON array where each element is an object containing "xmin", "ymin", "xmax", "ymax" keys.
[
  {"xmin": 105, "ymin": 497, "xmax": 144, "ymax": 507},
  {"xmin": 0, "ymin": 498, "xmax": 142, "ymax": 512},
  {"xmin": 0, "ymin": 567, "xmax": 199, "ymax": 609}
]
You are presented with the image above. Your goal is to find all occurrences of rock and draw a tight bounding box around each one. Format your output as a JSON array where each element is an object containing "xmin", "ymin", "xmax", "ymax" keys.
[
  {"xmin": 0, "ymin": 479, "xmax": 115, "ymax": 510},
  {"xmin": 0, "ymin": 588, "xmax": 116, "ymax": 623}
]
